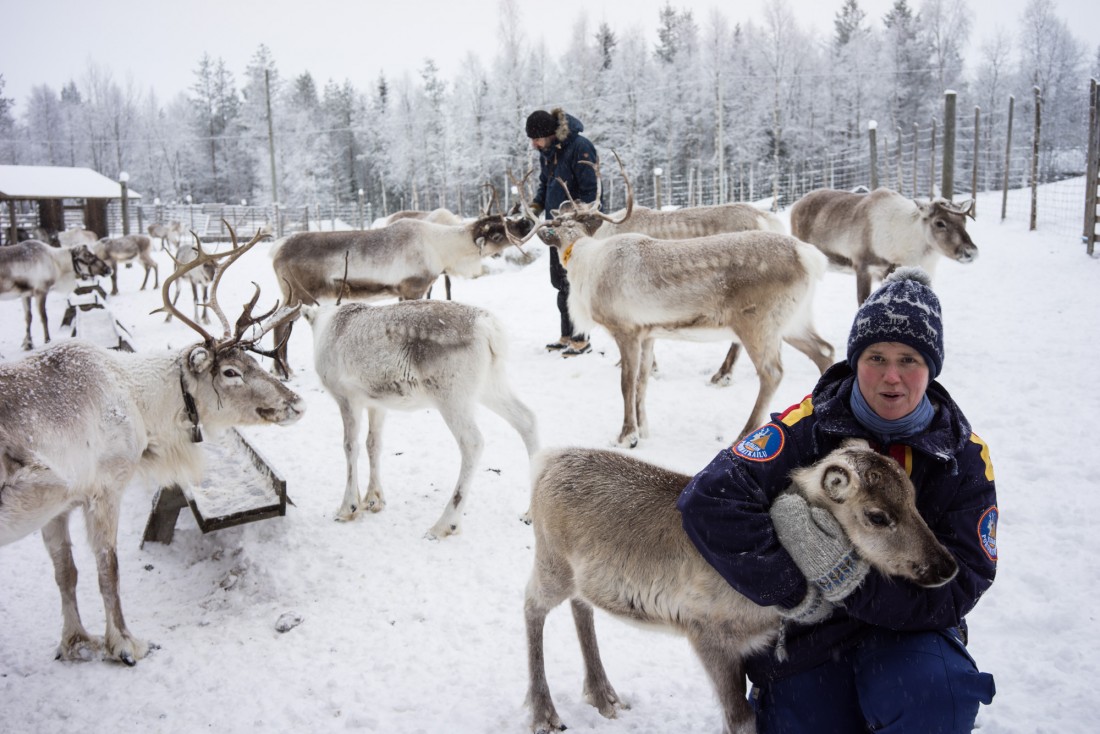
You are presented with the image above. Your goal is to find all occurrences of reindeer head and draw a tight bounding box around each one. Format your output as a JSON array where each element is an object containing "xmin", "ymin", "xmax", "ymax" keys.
[
  {"xmin": 70, "ymin": 244, "xmax": 113, "ymax": 280},
  {"xmin": 506, "ymin": 151, "xmax": 634, "ymax": 253},
  {"xmin": 469, "ymin": 184, "xmax": 535, "ymax": 257},
  {"xmin": 158, "ymin": 224, "xmax": 305, "ymax": 435},
  {"xmin": 789, "ymin": 438, "xmax": 958, "ymax": 588}
]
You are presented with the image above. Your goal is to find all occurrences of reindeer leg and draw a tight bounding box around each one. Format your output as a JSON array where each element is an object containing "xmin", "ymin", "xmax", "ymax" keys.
[
  {"xmin": 480, "ymin": 379, "xmax": 540, "ymax": 524},
  {"xmin": 37, "ymin": 292, "xmax": 51, "ymax": 344},
  {"xmin": 525, "ymin": 556, "xmax": 571, "ymax": 733},
  {"xmin": 737, "ymin": 333, "xmax": 784, "ymax": 441},
  {"xmin": 636, "ymin": 337, "xmax": 656, "ymax": 439},
  {"xmin": 428, "ymin": 402, "xmax": 483, "ymax": 538},
  {"xmin": 611, "ymin": 332, "xmax": 643, "ymax": 448},
  {"xmin": 41, "ymin": 512, "xmax": 99, "ymax": 661},
  {"xmin": 572, "ymin": 598, "xmax": 627, "ymax": 719},
  {"xmin": 21, "ymin": 295, "xmax": 34, "ymax": 350},
  {"xmin": 83, "ymin": 483, "xmax": 148, "ymax": 665},
  {"xmin": 856, "ymin": 267, "xmax": 873, "ymax": 305},
  {"xmin": 334, "ymin": 397, "xmax": 365, "ymax": 521},
  {"xmin": 784, "ymin": 331, "xmax": 835, "ymax": 374},
  {"xmin": 363, "ymin": 407, "xmax": 387, "ymax": 514},
  {"xmin": 687, "ymin": 630, "xmax": 755, "ymax": 734},
  {"xmin": 711, "ymin": 342, "xmax": 741, "ymax": 386}
]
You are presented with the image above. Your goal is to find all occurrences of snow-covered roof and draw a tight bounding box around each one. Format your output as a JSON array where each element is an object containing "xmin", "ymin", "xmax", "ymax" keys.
[{"xmin": 0, "ymin": 165, "xmax": 142, "ymax": 200}]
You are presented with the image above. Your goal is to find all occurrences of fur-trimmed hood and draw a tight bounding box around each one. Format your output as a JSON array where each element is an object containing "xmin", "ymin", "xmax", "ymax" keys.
[{"xmin": 549, "ymin": 107, "xmax": 584, "ymax": 143}]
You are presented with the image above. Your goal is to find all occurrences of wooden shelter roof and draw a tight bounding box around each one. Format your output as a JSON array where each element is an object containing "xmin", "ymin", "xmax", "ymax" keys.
[{"xmin": 0, "ymin": 165, "xmax": 142, "ymax": 200}]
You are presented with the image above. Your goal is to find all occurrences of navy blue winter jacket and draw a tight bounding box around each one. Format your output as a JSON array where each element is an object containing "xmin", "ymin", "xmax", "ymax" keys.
[
  {"xmin": 532, "ymin": 109, "xmax": 599, "ymax": 216},
  {"xmin": 677, "ymin": 363, "xmax": 999, "ymax": 683}
]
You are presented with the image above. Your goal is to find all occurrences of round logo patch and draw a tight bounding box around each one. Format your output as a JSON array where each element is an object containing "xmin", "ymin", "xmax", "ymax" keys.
[
  {"xmin": 732, "ymin": 423, "xmax": 785, "ymax": 462},
  {"xmin": 978, "ymin": 506, "xmax": 998, "ymax": 562}
]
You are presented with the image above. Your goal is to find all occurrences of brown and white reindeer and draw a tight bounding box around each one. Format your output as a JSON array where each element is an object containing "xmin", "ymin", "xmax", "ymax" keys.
[
  {"xmin": 0, "ymin": 239, "xmax": 113, "ymax": 350},
  {"xmin": 790, "ymin": 187, "xmax": 977, "ymax": 304},
  {"xmin": 510, "ymin": 156, "xmax": 834, "ymax": 446},
  {"xmin": 525, "ymin": 441, "xmax": 958, "ymax": 734},
  {"xmin": 268, "ymin": 201, "xmax": 532, "ymax": 379},
  {"xmin": 0, "ymin": 227, "xmax": 305, "ymax": 665},
  {"xmin": 303, "ymin": 297, "xmax": 539, "ymax": 538},
  {"xmin": 94, "ymin": 233, "xmax": 160, "ymax": 295}
]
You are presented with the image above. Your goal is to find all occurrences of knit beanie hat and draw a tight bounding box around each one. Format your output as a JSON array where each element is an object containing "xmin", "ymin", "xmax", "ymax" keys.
[
  {"xmin": 846, "ymin": 267, "xmax": 944, "ymax": 378},
  {"xmin": 526, "ymin": 110, "xmax": 557, "ymax": 139}
]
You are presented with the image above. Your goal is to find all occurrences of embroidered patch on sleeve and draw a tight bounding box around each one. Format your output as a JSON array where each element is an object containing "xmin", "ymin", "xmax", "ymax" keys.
[
  {"xmin": 978, "ymin": 506, "xmax": 998, "ymax": 562},
  {"xmin": 731, "ymin": 423, "xmax": 785, "ymax": 462}
]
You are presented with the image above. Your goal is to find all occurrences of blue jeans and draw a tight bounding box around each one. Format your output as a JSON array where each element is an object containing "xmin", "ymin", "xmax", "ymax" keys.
[{"xmin": 751, "ymin": 629, "xmax": 995, "ymax": 733}]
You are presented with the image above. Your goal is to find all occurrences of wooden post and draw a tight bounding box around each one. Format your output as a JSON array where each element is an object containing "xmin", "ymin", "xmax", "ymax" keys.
[
  {"xmin": 912, "ymin": 122, "xmax": 919, "ymax": 197},
  {"xmin": 265, "ymin": 70, "xmax": 279, "ymax": 207},
  {"xmin": 653, "ymin": 168, "xmax": 663, "ymax": 209},
  {"xmin": 896, "ymin": 127, "xmax": 904, "ymax": 192},
  {"xmin": 1083, "ymin": 79, "xmax": 1099, "ymax": 254},
  {"xmin": 942, "ymin": 91, "xmax": 957, "ymax": 200},
  {"xmin": 929, "ymin": 119, "xmax": 938, "ymax": 199},
  {"xmin": 1002, "ymin": 95, "xmax": 1015, "ymax": 221},
  {"xmin": 119, "ymin": 174, "xmax": 130, "ymax": 235},
  {"xmin": 971, "ymin": 106, "xmax": 980, "ymax": 217},
  {"xmin": 1030, "ymin": 86, "xmax": 1041, "ymax": 231},
  {"xmin": 869, "ymin": 120, "xmax": 879, "ymax": 190}
]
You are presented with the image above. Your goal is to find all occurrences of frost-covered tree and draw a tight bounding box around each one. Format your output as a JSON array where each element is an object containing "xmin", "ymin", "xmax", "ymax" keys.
[
  {"xmin": 24, "ymin": 85, "xmax": 63, "ymax": 166},
  {"xmin": 188, "ymin": 54, "xmax": 247, "ymax": 202},
  {"xmin": 1015, "ymin": 0, "xmax": 1086, "ymax": 175},
  {"xmin": 883, "ymin": 0, "xmax": 934, "ymax": 129},
  {"xmin": 921, "ymin": 0, "xmax": 972, "ymax": 92}
]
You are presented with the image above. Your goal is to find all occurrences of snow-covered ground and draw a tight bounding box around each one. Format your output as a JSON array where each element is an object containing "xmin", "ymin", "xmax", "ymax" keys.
[{"xmin": 1, "ymin": 189, "xmax": 1097, "ymax": 733}]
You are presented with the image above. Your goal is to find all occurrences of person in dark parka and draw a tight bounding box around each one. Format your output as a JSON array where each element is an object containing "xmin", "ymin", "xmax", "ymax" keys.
[
  {"xmin": 678, "ymin": 267, "xmax": 997, "ymax": 733},
  {"xmin": 525, "ymin": 107, "xmax": 598, "ymax": 357}
]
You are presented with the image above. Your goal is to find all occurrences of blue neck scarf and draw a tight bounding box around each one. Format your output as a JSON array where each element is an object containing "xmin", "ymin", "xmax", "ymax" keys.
[{"xmin": 850, "ymin": 382, "xmax": 935, "ymax": 445}]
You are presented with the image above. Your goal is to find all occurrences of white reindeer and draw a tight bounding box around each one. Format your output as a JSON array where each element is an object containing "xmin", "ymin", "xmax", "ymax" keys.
[
  {"xmin": 0, "ymin": 239, "xmax": 113, "ymax": 350},
  {"xmin": 525, "ymin": 441, "xmax": 959, "ymax": 734},
  {"xmin": 511, "ymin": 156, "xmax": 834, "ymax": 446},
  {"xmin": 0, "ymin": 228, "xmax": 305, "ymax": 665},
  {"xmin": 268, "ymin": 203, "xmax": 532, "ymax": 378},
  {"xmin": 303, "ymin": 298, "xmax": 539, "ymax": 538}
]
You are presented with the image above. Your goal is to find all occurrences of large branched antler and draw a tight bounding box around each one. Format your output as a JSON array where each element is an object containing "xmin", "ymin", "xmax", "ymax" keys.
[{"xmin": 156, "ymin": 222, "xmax": 299, "ymax": 354}]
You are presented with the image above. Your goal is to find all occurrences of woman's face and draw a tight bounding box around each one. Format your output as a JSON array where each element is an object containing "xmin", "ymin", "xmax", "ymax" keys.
[{"xmin": 856, "ymin": 342, "xmax": 931, "ymax": 421}]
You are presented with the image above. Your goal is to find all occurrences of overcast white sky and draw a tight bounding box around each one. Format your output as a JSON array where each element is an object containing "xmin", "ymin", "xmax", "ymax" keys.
[{"xmin": 1, "ymin": 0, "xmax": 1096, "ymax": 109}]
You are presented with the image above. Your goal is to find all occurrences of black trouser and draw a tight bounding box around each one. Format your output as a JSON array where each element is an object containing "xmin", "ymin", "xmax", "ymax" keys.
[{"xmin": 549, "ymin": 247, "xmax": 582, "ymax": 340}]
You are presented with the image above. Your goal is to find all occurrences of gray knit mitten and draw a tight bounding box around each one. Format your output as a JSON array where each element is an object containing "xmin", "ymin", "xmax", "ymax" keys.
[
  {"xmin": 770, "ymin": 493, "xmax": 869, "ymax": 603},
  {"xmin": 778, "ymin": 584, "xmax": 834, "ymax": 625}
]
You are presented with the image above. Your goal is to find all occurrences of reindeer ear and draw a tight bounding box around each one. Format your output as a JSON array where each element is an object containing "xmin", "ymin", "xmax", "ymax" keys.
[
  {"xmin": 821, "ymin": 465, "xmax": 852, "ymax": 503},
  {"xmin": 188, "ymin": 346, "xmax": 214, "ymax": 374}
]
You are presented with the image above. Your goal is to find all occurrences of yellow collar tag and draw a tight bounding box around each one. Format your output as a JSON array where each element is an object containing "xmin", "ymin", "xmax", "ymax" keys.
[{"xmin": 561, "ymin": 241, "xmax": 575, "ymax": 266}]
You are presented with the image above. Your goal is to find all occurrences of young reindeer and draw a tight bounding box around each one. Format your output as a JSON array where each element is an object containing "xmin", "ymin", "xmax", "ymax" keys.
[
  {"xmin": 268, "ymin": 198, "xmax": 531, "ymax": 379},
  {"xmin": 525, "ymin": 441, "xmax": 958, "ymax": 734},
  {"xmin": 303, "ymin": 298, "xmax": 539, "ymax": 537},
  {"xmin": 0, "ymin": 227, "xmax": 305, "ymax": 665},
  {"xmin": 511, "ymin": 156, "xmax": 834, "ymax": 446},
  {"xmin": 0, "ymin": 239, "xmax": 113, "ymax": 350}
]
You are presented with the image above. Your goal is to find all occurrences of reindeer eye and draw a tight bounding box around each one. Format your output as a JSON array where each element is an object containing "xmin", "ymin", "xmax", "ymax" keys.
[
  {"xmin": 865, "ymin": 510, "xmax": 891, "ymax": 527},
  {"xmin": 222, "ymin": 367, "xmax": 242, "ymax": 379}
]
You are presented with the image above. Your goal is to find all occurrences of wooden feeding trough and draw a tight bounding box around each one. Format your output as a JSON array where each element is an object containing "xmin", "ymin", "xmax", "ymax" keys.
[
  {"xmin": 142, "ymin": 428, "xmax": 289, "ymax": 546},
  {"xmin": 62, "ymin": 281, "xmax": 136, "ymax": 352}
]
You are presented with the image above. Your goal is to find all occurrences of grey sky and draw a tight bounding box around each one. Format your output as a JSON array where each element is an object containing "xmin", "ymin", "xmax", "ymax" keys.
[{"xmin": 1, "ymin": 0, "xmax": 1095, "ymax": 109}]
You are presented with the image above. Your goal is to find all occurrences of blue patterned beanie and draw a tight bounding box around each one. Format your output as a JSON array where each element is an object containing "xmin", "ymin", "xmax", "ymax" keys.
[{"xmin": 846, "ymin": 267, "xmax": 944, "ymax": 378}]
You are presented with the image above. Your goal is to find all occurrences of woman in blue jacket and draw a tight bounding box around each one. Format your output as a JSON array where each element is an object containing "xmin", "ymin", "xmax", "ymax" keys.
[
  {"xmin": 525, "ymin": 107, "xmax": 598, "ymax": 357},
  {"xmin": 678, "ymin": 268, "xmax": 996, "ymax": 733}
]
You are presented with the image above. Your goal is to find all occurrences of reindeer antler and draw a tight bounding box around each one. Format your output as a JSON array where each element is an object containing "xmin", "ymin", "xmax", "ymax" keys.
[{"xmin": 156, "ymin": 222, "xmax": 298, "ymax": 353}]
